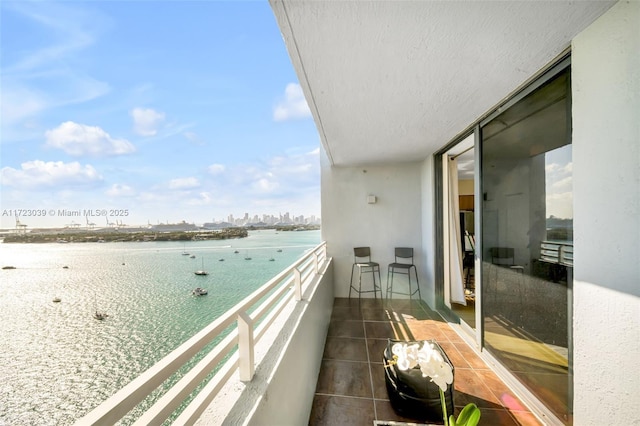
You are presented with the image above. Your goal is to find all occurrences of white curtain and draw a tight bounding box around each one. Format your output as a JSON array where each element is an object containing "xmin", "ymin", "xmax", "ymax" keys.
[{"xmin": 448, "ymin": 157, "xmax": 466, "ymax": 305}]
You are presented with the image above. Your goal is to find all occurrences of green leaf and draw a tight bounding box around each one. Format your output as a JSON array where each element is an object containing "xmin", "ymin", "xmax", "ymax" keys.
[
  {"xmin": 449, "ymin": 414, "xmax": 458, "ymax": 426},
  {"xmin": 455, "ymin": 403, "xmax": 481, "ymax": 426},
  {"xmin": 463, "ymin": 408, "xmax": 481, "ymax": 426}
]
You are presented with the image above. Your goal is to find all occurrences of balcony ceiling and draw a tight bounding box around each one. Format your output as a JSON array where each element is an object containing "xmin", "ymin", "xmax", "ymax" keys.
[{"xmin": 270, "ymin": 0, "xmax": 615, "ymax": 167}]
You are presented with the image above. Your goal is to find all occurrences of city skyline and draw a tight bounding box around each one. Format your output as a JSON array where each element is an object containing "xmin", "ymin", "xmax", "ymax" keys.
[
  {"xmin": 0, "ymin": 209, "xmax": 320, "ymax": 231},
  {"xmin": 0, "ymin": 1, "xmax": 321, "ymax": 229}
]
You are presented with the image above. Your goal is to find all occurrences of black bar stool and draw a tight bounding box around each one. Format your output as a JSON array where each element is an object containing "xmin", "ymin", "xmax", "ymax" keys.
[
  {"xmin": 349, "ymin": 247, "xmax": 382, "ymax": 299},
  {"xmin": 386, "ymin": 247, "xmax": 421, "ymax": 299}
]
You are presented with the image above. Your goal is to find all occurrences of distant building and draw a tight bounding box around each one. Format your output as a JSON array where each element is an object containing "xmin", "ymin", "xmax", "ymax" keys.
[
  {"xmin": 201, "ymin": 222, "xmax": 235, "ymax": 230},
  {"xmin": 150, "ymin": 221, "xmax": 198, "ymax": 232}
]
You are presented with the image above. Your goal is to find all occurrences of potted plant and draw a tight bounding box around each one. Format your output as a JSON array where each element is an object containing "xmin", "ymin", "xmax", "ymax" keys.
[{"xmin": 388, "ymin": 341, "xmax": 481, "ymax": 426}]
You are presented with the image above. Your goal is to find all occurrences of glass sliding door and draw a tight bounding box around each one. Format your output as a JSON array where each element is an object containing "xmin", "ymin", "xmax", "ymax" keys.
[
  {"xmin": 443, "ymin": 135, "xmax": 477, "ymax": 330},
  {"xmin": 481, "ymin": 65, "xmax": 573, "ymax": 423}
]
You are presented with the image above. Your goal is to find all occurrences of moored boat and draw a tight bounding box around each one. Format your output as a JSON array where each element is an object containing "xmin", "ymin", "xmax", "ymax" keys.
[
  {"xmin": 192, "ymin": 287, "xmax": 208, "ymax": 296},
  {"xmin": 194, "ymin": 258, "xmax": 208, "ymax": 275}
]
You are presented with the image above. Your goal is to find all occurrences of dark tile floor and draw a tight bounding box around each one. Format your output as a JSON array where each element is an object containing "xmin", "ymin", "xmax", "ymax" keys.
[{"xmin": 308, "ymin": 298, "xmax": 543, "ymax": 426}]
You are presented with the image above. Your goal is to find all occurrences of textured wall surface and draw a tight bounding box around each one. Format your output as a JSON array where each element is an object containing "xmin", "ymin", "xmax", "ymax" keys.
[
  {"xmin": 572, "ymin": 1, "xmax": 640, "ymax": 423},
  {"xmin": 272, "ymin": 0, "xmax": 615, "ymax": 166}
]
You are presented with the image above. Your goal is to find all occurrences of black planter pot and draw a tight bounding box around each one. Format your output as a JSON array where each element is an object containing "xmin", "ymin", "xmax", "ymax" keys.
[{"xmin": 383, "ymin": 339, "xmax": 455, "ymax": 423}]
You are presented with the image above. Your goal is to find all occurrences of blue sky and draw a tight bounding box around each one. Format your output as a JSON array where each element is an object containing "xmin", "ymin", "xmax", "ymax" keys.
[{"xmin": 0, "ymin": 1, "xmax": 320, "ymax": 228}]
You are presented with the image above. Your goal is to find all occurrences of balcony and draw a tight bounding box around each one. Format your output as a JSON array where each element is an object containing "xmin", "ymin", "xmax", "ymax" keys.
[{"xmin": 77, "ymin": 243, "xmax": 543, "ymax": 425}]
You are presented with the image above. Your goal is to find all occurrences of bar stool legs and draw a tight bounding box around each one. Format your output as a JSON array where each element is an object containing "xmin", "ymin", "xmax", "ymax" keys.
[
  {"xmin": 386, "ymin": 264, "xmax": 421, "ymax": 299},
  {"xmin": 349, "ymin": 263, "xmax": 382, "ymax": 299},
  {"xmin": 348, "ymin": 247, "xmax": 382, "ymax": 299}
]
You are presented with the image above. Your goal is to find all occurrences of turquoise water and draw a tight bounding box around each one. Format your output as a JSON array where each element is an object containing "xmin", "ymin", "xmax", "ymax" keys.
[{"xmin": 0, "ymin": 229, "xmax": 320, "ymax": 425}]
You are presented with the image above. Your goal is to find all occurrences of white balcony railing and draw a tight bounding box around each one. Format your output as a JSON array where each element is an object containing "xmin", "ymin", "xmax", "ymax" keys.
[
  {"xmin": 77, "ymin": 242, "xmax": 328, "ymax": 425},
  {"xmin": 540, "ymin": 240, "xmax": 573, "ymax": 266}
]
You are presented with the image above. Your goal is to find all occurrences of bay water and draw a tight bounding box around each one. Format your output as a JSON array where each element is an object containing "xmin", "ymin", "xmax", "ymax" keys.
[{"xmin": 0, "ymin": 229, "xmax": 320, "ymax": 425}]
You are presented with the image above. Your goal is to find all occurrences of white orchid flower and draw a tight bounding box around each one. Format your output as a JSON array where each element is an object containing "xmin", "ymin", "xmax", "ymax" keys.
[
  {"xmin": 392, "ymin": 342, "xmax": 405, "ymax": 357},
  {"xmin": 392, "ymin": 342, "xmax": 419, "ymax": 370},
  {"xmin": 392, "ymin": 341, "xmax": 454, "ymax": 392}
]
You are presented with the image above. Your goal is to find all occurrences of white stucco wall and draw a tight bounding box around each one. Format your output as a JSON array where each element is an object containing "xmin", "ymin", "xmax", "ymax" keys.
[
  {"xmin": 572, "ymin": 1, "xmax": 640, "ymax": 424},
  {"xmin": 321, "ymin": 147, "xmax": 425, "ymax": 298}
]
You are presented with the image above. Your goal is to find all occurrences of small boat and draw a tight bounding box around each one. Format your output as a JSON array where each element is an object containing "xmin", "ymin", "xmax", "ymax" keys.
[
  {"xmin": 2, "ymin": 266, "xmax": 16, "ymax": 270},
  {"xmin": 194, "ymin": 258, "xmax": 208, "ymax": 275},
  {"xmin": 94, "ymin": 311, "xmax": 108, "ymax": 320},
  {"xmin": 192, "ymin": 287, "xmax": 208, "ymax": 296},
  {"xmin": 53, "ymin": 297, "xmax": 61, "ymax": 303},
  {"xmin": 277, "ymin": 249, "xmax": 282, "ymax": 253},
  {"xmin": 234, "ymin": 250, "xmax": 239, "ymax": 254},
  {"xmin": 62, "ymin": 266, "xmax": 69, "ymax": 269},
  {"xmin": 219, "ymin": 258, "xmax": 224, "ymax": 261},
  {"xmin": 244, "ymin": 251, "xmax": 252, "ymax": 260},
  {"xmin": 190, "ymin": 255, "xmax": 196, "ymax": 258},
  {"xmin": 269, "ymin": 258, "xmax": 275, "ymax": 262}
]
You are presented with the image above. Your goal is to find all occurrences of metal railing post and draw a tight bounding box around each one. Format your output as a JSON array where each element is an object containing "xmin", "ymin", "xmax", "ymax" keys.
[
  {"xmin": 237, "ymin": 312, "xmax": 254, "ymax": 381},
  {"xmin": 294, "ymin": 268, "xmax": 302, "ymax": 301}
]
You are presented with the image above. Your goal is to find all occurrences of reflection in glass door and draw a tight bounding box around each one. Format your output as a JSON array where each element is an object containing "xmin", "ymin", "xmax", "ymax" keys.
[{"xmin": 481, "ymin": 66, "xmax": 573, "ymax": 423}]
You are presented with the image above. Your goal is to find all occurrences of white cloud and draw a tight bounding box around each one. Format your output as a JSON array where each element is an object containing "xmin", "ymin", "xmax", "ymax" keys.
[
  {"xmin": 1, "ymin": 160, "xmax": 102, "ymax": 190},
  {"xmin": 168, "ymin": 177, "xmax": 200, "ymax": 190},
  {"xmin": 252, "ymin": 177, "xmax": 279, "ymax": 193},
  {"xmin": 131, "ymin": 108, "xmax": 166, "ymax": 136},
  {"xmin": 546, "ymin": 191, "xmax": 573, "ymax": 219},
  {"xmin": 208, "ymin": 164, "xmax": 225, "ymax": 175},
  {"xmin": 0, "ymin": 2, "xmax": 110, "ymax": 134},
  {"xmin": 265, "ymin": 148, "xmax": 319, "ymax": 180},
  {"xmin": 138, "ymin": 191, "xmax": 166, "ymax": 202},
  {"xmin": 2, "ymin": 76, "xmax": 110, "ymax": 136},
  {"xmin": 273, "ymin": 83, "xmax": 311, "ymax": 121},
  {"xmin": 106, "ymin": 184, "xmax": 136, "ymax": 197},
  {"xmin": 184, "ymin": 131, "xmax": 204, "ymax": 145},
  {"xmin": 2, "ymin": 2, "xmax": 99, "ymax": 73},
  {"xmin": 138, "ymin": 146, "xmax": 322, "ymax": 220},
  {"xmin": 212, "ymin": 147, "xmax": 319, "ymax": 200},
  {"xmin": 186, "ymin": 192, "xmax": 213, "ymax": 206},
  {"xmin": 0, "ymin": 86, "xmax": 48, "ymax": 125},
  {"xmin": 45, "ymin": 121, "xmax": 135, "ymax": 157},
  {"xmin": 546, "ymin": 159, "xmax": 573, "ymax": 197},
  {"xmin": 546, "ymin": 161, "xmax": 573, "ymax": 175},
  {"xmin": 551, "ymin": 176, "xmax": 573, "ymax": 191}
]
